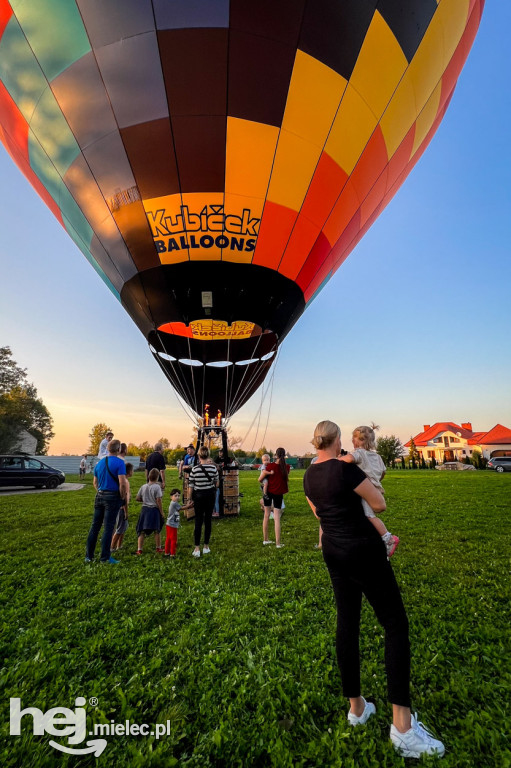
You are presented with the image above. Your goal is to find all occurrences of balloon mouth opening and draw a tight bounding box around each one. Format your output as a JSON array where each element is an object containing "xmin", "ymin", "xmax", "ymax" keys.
[{"xmin": 157, "ymin": 320, "xmax": 266, "ymax": 341}]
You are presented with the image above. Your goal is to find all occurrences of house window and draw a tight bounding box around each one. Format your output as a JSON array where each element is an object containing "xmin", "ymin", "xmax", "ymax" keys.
[
  {"xmin": 462, "ymin": 450, "xmax": 466, "ymax": 455},
  {"xmin": 427, "ymin": 451, "xmax": 436, "ymax": 459},
  {"xmin": 444, "ymin": 436, "xmax": 449, "ymax": 446}
]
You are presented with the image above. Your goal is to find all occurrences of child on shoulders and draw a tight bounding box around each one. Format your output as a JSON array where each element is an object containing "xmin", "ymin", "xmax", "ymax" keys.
[{"xmin": 339, "ymin": 425, "xmax": 399, "ymax": 557}]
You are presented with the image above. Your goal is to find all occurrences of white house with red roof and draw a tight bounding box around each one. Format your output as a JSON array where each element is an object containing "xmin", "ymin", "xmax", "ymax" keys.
[{"xmin": 405, "ymin": 422, "xmax": 511, "ymax": 463}]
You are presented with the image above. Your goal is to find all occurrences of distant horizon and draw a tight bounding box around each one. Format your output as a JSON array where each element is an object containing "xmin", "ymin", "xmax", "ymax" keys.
[{"xmin": 43, "ymin": 415, "xmax": 510, "ymax": 458}]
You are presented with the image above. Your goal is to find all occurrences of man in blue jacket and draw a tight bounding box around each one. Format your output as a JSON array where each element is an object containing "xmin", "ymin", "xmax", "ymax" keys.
[{"xmin": 85, "ymin": 439, "xmax": 128, "ymax": 564}]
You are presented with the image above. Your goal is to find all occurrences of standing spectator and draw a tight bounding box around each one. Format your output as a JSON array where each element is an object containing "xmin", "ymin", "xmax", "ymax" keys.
[
  {"xmin": 118, "ymin": 442, "xmax": 128, "ymax": 462},
  {"xmin": 213, "ymin": 448, "xmax": 233, "ymax": 517},
  {"xmin": 258, "ymin": 447, "xmax": 290, "ymax": 548},
  {"xmin": 86, "ymin": 439, "xmax": 127, "ymax": 564},
  {"xmin": 146, "ymin": 443, "xmax": 166, "ymax": 489},
  {"xmin": 179, "ymin": 444, "xmax": 196, "ymax": 477},
  {"xmin": 79, "ymin": 455, "xmax": 87, "ymax": 479},
  {"xmin": 189, "ymin": 446, "xmax": 218, "ymax": 557},
  {"xmin": 164, "ymin": 488, "xmax": 191, "ymax": 557},
  {"xmin": 303, "ymin": 420, "xmax": 444, "ymax": 759},
  {"xmin": 135, "ymin": 468, "xmax": 165, "ymax": 555},
  {"xmin": 98, "ymin": 431, "xmax": 114, "ymax": 459}
]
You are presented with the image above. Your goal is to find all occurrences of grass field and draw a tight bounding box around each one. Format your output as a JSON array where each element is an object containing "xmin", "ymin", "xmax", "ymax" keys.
[{"xmin": 1, "ymin": 469, "xmax": 510, "ymax": 767}]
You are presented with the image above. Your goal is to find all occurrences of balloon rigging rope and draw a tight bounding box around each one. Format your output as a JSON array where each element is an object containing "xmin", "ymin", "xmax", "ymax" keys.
[
  {"xmin": 186, "ymin": 335, "xmax": 199, "ymax": 416},
  {"xmin": 151, "ymin": 348, "xmax": 197, "ymax": 425},
  {"xmin": 236, "ymin": 349, "xmax": 280, "ymax": 452},
  {"xmin": 227, "ymin": 332, "xmax": 268, "ymax": 417},
  {"xmin": 227, "ymin": 331, "xmax": 267, "ymax": 415},
  {"xmin": 154, "ymin": 330, "xmax": 199, "ymax": 424},
  {"xmin": 171, "ymin": 383, "xmax": 200, "ymax": 425},
  {"xmin": 256, "ymin": 349, "xmax": 279, "ymax": 453},
  {"xmin": 224, "ymin": 335, "xmax": 231, "ymax": 418},
  {"xmin": 248, "ymin": 375, "xmax": 266, "ymax": 454}
]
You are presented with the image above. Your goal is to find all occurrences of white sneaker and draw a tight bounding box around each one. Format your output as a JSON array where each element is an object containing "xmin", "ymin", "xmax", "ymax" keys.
[
  {"xmin": 390, "ymin": 714, "xmax": 445, "ymax": 758},
  {"xmin": 347, "ymin": 698, "xmax": 376, "ymax": 726},
  {"xmin": 203, "ymin": 546, "xmax": 210, "ymax": 554},
  {"xmin": 192, "ymin": 549, "xmax": 201, "ymax": 558},
  {"xmin": 276, "ymin": 543, "xmax": 285, "ymax": 549},
  {"xmin": 263, "ymin": 540, "xmax": 274, "ymax": 545}
]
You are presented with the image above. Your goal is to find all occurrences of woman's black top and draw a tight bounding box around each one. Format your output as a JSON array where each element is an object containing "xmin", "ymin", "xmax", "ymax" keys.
[{"xmin": 303, "ymin": 459, "xmax": 380, "ymax": 542}]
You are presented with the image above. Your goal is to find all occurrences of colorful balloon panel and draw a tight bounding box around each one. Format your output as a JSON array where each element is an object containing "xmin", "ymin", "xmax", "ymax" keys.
[{"xmin": 0, "ymin": 0, "xmax": 484, "ymax": 415}]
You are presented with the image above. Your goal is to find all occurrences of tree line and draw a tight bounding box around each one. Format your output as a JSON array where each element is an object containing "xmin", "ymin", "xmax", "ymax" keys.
[
  {"xmin": 0, "ymin": 347, "xmax": 54, "ymax": 454},
  {"xmin": 87, "ymin": 423, "xmax": 276, "ymax": 464}
]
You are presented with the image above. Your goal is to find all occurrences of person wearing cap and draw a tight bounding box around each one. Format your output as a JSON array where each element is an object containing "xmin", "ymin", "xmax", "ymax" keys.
[
  {"xmin": 178, "ymin": 444, "xmax": 196, "ymax": 478},
  {"xmin": 98, "ymin": 431, "xmax": 114, "ymax": 459}
]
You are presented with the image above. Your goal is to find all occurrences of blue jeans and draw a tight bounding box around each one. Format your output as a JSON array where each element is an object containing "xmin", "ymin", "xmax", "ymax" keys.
[{"xmin": 86, "ymin": 491, "xmax": 122, "ymax": 561}]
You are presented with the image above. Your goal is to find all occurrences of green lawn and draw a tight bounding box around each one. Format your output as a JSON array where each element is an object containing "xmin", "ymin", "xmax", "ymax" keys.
[{"xmin": 1, "ymin": 469, "xmax": 510, "ymax": 767}]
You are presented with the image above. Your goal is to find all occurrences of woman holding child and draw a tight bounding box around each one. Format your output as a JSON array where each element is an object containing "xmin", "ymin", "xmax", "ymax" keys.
[
  {"xmin": 303, "ymin": 420, "xmax": 444, "ymax": 759},
  {"xmin": 258, "ymin": 447, "xmax": 290, "ymax": 548}
]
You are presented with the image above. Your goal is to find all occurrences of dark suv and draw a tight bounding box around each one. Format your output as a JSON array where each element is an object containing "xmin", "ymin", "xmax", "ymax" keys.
[
  {"xmin": 487, "ymin": 457, "xmax": 511, "ymax": 473},
  {"xmin": 0, "ymin": 454, "xmax": 65, "ymax": 489}
]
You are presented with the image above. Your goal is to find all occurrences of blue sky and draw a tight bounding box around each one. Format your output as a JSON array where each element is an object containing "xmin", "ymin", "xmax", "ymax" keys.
[{"xmin": 1, "ymin": 3, "xmax": 510, "ymax": 456}]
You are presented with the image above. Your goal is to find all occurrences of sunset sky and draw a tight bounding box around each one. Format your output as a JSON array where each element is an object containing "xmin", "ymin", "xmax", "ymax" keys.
[{"xmin": 0, "ymin": 3, "xmax": 509, "ymax": 457}]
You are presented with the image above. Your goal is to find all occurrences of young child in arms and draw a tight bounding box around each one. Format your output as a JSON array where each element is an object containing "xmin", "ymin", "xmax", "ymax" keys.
[{"xmin": 340, "ymin": 425, "xmax": 399, "ymax": 557}]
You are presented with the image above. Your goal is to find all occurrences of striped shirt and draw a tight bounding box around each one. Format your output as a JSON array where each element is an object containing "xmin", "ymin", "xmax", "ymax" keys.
[{"xmin": 188, "ymin": 463, "xmax": 218, "ymax": 491}]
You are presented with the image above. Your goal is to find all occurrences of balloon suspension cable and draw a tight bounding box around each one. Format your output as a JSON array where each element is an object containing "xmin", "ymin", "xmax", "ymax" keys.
[
  {"xmin": 235, "ymin": 349, "xmax": 280, "ymax": 452},
  {"xmin": 153, "ymin": 332, "xmax": 200, "ymax": 425},
  {"xmin": 186, "ymin": 334, "xmax": 199, "ymax": 416},
  {"xmin": 251, "ymin": 348, "xmax": 279, "ymax": 454},
  {"xmin": 227, "ymin": 331, "xmax": 268, "ymax": 417},
  {"xmin": 224, "ymin": 335, "xmax": 231, "ymax": 419},
  {"xmin": 152, "ymin": 350, "xmax": 198, "ymax": 425},
  {"xmin": 156, "ymin": 329, "xmax": 197, "ymax": 422}
]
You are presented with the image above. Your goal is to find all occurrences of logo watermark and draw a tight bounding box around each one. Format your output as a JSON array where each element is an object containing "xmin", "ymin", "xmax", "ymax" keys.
[{"xmin": 9, "ymin": 697, "xmax": 171, "ymax": 757}]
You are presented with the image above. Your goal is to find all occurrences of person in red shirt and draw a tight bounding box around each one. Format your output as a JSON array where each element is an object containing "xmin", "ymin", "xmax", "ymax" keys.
[{"xmin": 258, "ymin": 447, "xmax": 290, "ymax": 548}]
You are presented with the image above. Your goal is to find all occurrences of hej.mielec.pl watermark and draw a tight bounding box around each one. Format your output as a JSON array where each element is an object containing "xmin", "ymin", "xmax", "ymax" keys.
[{"xmin": 9, "ymin": 697, "xmax": 171, "ymax": 756}]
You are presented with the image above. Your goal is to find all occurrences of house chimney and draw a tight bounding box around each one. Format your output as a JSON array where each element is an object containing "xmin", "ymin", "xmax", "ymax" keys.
[
  {"xmin": 423, "ymin": 425, "xmax": 430, "ymax": 432},
  {"xmin": 461, "ymin": 422, "xmax": 472, "ymax": 432}
]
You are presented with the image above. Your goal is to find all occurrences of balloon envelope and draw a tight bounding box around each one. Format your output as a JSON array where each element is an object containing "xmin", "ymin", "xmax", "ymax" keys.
[{"xmin": 0, "ymin": 0, "xmax": 484, "ymax": 415}]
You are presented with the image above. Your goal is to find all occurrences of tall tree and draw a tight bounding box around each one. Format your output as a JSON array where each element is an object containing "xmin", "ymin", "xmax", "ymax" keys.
[
  {"xmin": 0, "ymin": 346, "xmax": 28, "ymax": 394},
  {"xmin": 87, "ymin": 423, "xmax": 113, "ymax": 455},
  {"xmin": 407, "ymin": 436, "xmax": 420, "ymax": 467},
  {"xmin": 0, "ymin": 347, "xmax": 54, "ymax": 453},
  {"xmin": 376, "ymin": 435, "xmax": 404, "ymax": 467}
]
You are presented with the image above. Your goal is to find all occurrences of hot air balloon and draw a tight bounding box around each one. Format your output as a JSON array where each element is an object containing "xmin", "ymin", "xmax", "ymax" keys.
[{"xmin": 0, "ymin": 0, "xmax": 484, "ymax": 418}]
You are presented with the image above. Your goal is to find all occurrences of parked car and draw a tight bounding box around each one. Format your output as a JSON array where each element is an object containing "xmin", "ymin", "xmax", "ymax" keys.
[
  {"xmin": 487, "ymin": 457, "xmax": 511, "ymax": 473},
  {"xmin": 435, "ymin": 462, "xmax": 475, "ymax": 471},
  {"xmin": 0, "ymin": 454, "xmax": 66, "ymax": 489}
]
